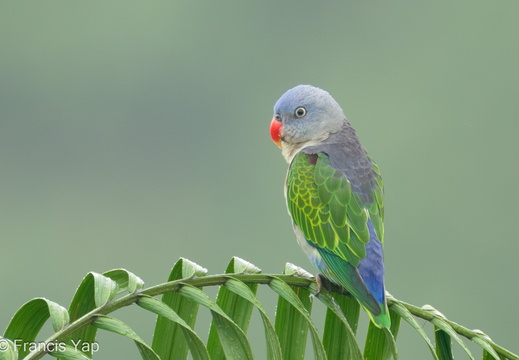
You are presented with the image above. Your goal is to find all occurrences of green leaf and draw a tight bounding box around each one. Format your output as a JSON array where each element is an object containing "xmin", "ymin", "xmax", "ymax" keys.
[
  {"xmin": 224, "ymin": 278, "xmax": 282, "ymax": 360},
  {"xmin": 90, "ymin": 272, "xmax": 118, "ymax": 308},
  {"xmin": 318, "ymin": 290, "xmax": 362, "ymax": 360},
  {"xmin": 272, "ymin": 264, "xmax": 315, "ymax": 360},
  {"xmin": 178, "ymin": 284, "xmax": 254, "ymax": 360},
  {"xmin": 151, "ymin": 258, "xmax": 207, "ymax": 360},
  {"xmin": 227, "ymin": 256, "xmax": 263, "ymax": 274},
  {"xmin": 207, "ymin": 257, "xmax": 262, "ymax": 360},
  {"xmin": 471, "ymin": 330, "xmax": 501, "ymax": 360},
  {"xmin": 363, "ymin": 310, "xmax": 400, "ymax": 360},
  {"xmin": 363, "ymin": 321, "xmax": 383, "ymax": 359},
  {"xmin": 93, "ymin": 315, "xmax": 159, "ymax": 360},
  {"xmin": 4, "ymin": 298, "xmax": 69, "ymax": 358},
  {"xmin": 103, "ymin": 268, "xmax": 145, "ymax": 294},
  {"xmin": 47, "ymin": 345, "xmax": 91, "ymax": 360},
  {"xmin": 3, "ymin": 259, "xmax": 518, "ymax": 360},
  {"xmin": 270, "ymin": 263, "xmax": 327, "ymax": 360},
  {"xmin": 328, "ymin": 292, "xmax": 360, "ymax": 333},
  {"xmin": 390, "ymin": 302, "xmax": 438, "ymax": 360},
  {"xmin": 0, "ymin": 338, "xmax": 18, "ymax": 360},
  {"xmin": 435, "ymin": 328, "xmax": 453, "ymax": 360},
  {"xmin": 66, "ymin": 272, "xmax": 118, "ymax": 358},
  {"xmin": 137, "ymin": 296, "xmax": 209, "ymax": 360},
  {"xmin": 383, "ymin": 326, "xmax": 400, "ymax": 360},
  {"xmin": 482, "ymin": 350, "xmax": 505, "ymax": 360},
  {"xmin": 423, "ymin": 305, "xmax": 474, "ymax": 360}
]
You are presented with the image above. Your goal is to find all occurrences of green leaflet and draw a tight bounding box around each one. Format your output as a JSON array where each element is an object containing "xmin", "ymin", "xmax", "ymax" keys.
[
  {"xmin": 363, "ymin": 310, "xmax": 400, "ymax": 360},
  {"xmin": 223, "ymin": 278, "xmax": 282, "ymax": 360},
  {"xmin": 93, "ymin": 315, "xmax": 159, "ymax": 360},
  {"xmin": 0, "ymin": 338, "xmax": 17, "ymax": 360},
  {"xmin": 90, "ymin": 273, "xmax": 118, "ymax": 308},
  {"xmin": 3, "ymin": 298, "xmax": 69, "ymax": 359},
  {"xmin": 389, "ymin": 302, "xmax": 438, "ymax": 360},
  {"xmin": 318, "ymin": 290, "xmax": 362, "ymax": 360},
  {"xmin": 435, "ymin": 328, "xmax": 453, "ymax": 360},
  {"xmin": 423, "ymin": 306, "xmax": 475, "ymax": 360},
  {"xmin": 2, "ymin": 269, "xmax": 145, "ymax": 360},
  {"xmin": 206, "ymin": 257, "xmax": 261, "ymax": 360},
  {"xmin": 65, "ymin": 271, "xmax": 125, "ymax": 358},
  {"xmin": 0, "ymin": 258, "xmax": 518, "ymax": 359},
  {"xmin": 471, "ymin": 330, "xmax": 501, "ymax": 360},
  {"xmin": 47, "ymin": 345, "xmax": 91, "ymax": 360},
  {"xmin": 176, "ymin": 284, "xmax": 254, "ymax": 360},
  {"xmin": 271, "ymin": 264, "xmax": 327, "ymax": 360},
  {"xmin": 273, "ymin": 264, "xmax": 314, "ymax": 360},
  {"xmin": 103, "ymin": 269, "xmax": 145, "ymax": 294},
  {"xmin": 152, "ymin": 258, "xmax": 208, "ymax": 360},
  {"xmin": 137, "ymin": 296, "xmax": 210, "ymax": 360}
]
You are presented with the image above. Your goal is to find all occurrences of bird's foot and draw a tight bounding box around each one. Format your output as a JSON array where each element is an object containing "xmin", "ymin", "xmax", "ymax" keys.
[
  {"xmin": 315, "ymin": 274, "xmax": 350, "ymax": 296},
  {"xmin": 315, "ymin": 274, "xmax": 333, "ymax": 296}
]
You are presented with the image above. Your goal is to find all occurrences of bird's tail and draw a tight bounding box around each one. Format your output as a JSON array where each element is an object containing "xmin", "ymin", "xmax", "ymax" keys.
[
  {"xmin": 365, "ymin": 301, "xmax": 391, "ymax": 328},
  {"xmin": 317, "ymin": 248, "xmax": 391, "ymax": 328}
]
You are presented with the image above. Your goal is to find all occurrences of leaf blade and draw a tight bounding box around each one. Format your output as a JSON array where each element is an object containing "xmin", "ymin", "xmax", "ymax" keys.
[
  {"xmin": 47, "ymin": 345, "xmax": 91, "ymax": 360},
  {"xmin": 66, "ymin": 272, "xmax": 118, "ymax": 358},
  {"xmin": 137, "ymin": 296, "xmax": 209, "ymax": 360},
  {"xmin": 93, "ymin": 315, "xmax": 159, "ymax": 360},
  {"xmin": 91, "ymin": 272, "xmax": 118, "ymax": 308},
  {"xmin": 272, "ymin": 265, "xmax": 314, "ymax": 360},
  {"xmin": 151, "ymin": 258, "xmax": 207, "ymax": 360},
  {"xmin": 224, "ymin": 278, "xmax": 282, "ymax": 360},
  {"xmin": 207, "ymin": 257, "xmax": 261, "ymax": 360},
  {"xmin": 435, "ymin": 328, "xmax": 453, "ymax": 360},
  {"xmin": 178, "ymin": 284, "xmax": 254, "ymax": 360},
  {"xmin": 471, "ymin": 330, "xmax": 501, "ymax": 360},
  {"xmin": 270, "ymin": 271, "xmax": 326, "ymax": 360},
  {"xmin": 0, "ymin": 338, "xmax": 18, "ymax": 360},
  {"xmin": 390, "ymin": 302, "xmax": 439, "ymax": 360},
  {"xmin": 363, "ymin": 312, "xmax": 400, "ymax": 360},
  {"xmin": 103, "ymin": 269, "xmax": 145, "ymax": 294},
  {"xmin": 317, "ymin": 291, "xmax": 362, "ymax": 360},
  {"xmin": 423, "ymin": 305, "xmax": 474, "ymax": 360},
  {"xmin": 4, "ymin": 298, "xmax": 69, "ymax": 358}
]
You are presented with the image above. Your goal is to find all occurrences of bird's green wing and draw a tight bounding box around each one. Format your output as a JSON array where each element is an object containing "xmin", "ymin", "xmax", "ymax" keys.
[{"xmin": 286, "ymin": 151, "xmax": 384, "ymax": 268}]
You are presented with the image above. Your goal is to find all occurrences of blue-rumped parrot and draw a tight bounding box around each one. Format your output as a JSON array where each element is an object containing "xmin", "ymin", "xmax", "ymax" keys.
[{"xmin": 269, "ymin": 85, "xmax": 390, "ymax": 328}]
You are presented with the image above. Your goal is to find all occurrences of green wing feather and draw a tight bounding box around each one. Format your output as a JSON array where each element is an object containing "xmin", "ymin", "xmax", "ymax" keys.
[
  {"xmin": 287, "ymin": 151, "xmax": 389, "ymax": 327},
  {"xmin": 286, "ymin": 152, "xmax": 384, "ymax": 268}
]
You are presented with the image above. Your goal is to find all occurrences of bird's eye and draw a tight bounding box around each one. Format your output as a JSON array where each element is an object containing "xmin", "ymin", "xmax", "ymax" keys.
[{"xmin": 294, "ymin": 107, "xmax": 307, "ymax": 118}]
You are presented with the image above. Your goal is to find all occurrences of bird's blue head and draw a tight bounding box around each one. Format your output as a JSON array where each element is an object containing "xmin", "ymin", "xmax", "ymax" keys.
[{"xmin": 270, "ymin": 85, "xmax": 346, "ymax": 160}]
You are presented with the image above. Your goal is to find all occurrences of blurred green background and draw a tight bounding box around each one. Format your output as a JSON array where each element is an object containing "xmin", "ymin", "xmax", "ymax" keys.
[{"xmin": 1, "ymin": 1, "xmax": 518, "ymax": 358}]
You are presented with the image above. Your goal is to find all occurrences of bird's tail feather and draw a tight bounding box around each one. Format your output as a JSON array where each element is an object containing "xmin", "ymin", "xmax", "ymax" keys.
[{"xmin": 318, "ymin": 248, "xmax": 391, "ymax": 328}]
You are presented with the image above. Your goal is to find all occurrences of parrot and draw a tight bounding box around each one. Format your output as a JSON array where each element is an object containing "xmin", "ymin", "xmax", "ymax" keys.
[{"xmin": 269, "ymin": 85, "xmax": 390, "ymax": 328}]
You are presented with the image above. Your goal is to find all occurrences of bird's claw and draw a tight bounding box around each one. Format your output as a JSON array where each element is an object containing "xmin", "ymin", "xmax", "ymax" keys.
[
  {"xmin": 315, "ymin": 274, "xmax": 332, "ymax": 296},
  {"xmin": 315, "ymin": 274, "xmax": 351, "ymax": 296}
]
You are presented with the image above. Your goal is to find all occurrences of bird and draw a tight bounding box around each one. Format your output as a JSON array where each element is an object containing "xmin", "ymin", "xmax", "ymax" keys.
[{"xmin": 269, "ymin": 85, "xmax": 390, "ymax": 328}]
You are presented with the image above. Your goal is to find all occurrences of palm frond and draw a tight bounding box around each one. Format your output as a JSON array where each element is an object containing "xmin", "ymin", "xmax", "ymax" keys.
[{"xmin": 1, "ymin": 257, "xmax": 517, "ymax": 360}]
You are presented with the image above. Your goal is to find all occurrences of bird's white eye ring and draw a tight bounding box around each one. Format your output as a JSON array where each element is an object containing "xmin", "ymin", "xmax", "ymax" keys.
[{"xmin": 294, "ymin": 107, "xmax": 307, "ymax": 118}]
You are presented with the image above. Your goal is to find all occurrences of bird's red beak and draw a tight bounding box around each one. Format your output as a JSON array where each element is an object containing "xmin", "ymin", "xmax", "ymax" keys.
[{"xmin": 270, "ymin": 117, "xmax": 283, "ymax": 148}]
